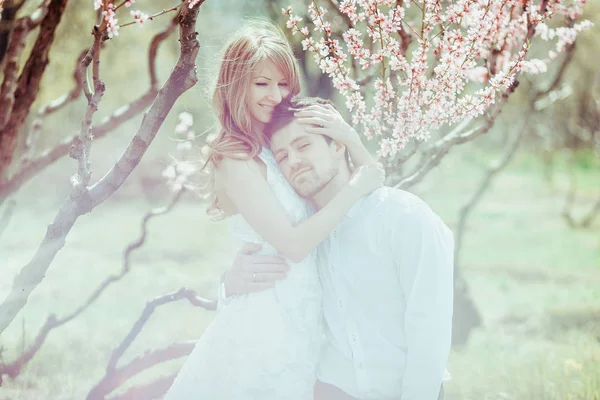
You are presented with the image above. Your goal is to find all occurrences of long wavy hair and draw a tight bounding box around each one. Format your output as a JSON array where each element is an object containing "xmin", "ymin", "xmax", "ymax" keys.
[{"xmin": 203, "ymin": 21, "xmax": 301, "ymax": 219}]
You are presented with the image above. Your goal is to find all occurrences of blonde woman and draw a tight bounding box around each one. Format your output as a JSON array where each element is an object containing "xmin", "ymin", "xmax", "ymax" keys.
[{"xmin": 164, "ymin": 22, "xmax": 380, "ymax": 399}]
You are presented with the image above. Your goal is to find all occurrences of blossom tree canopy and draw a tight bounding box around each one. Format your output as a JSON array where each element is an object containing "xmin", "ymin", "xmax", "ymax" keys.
[{"xmin": 283, "ymin": 0, "xmax": 591, "ymax": 159}]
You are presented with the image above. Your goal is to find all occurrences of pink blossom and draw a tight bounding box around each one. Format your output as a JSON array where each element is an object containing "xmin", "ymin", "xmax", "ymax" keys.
[
  {"xmin": 283, "ymin": 0, "xmax": 591, "ymax": 156},
  {"xmin": 102, "ymin": 3, "xmax": 119, "ymax": 38},
  {"xmin": 124, "ymin": 0, "xmax": 135, "ymax": 7},
  {"xmin": 130, "ymin": 10, "xmax": 148, "ymax": 26},
  {"xmin": 93, "ymin": 0, "xmax": 103, "ymax": 11}
]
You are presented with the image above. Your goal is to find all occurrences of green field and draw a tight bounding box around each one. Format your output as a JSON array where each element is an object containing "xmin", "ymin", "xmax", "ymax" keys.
[{"xmin": 0, "ymin": 147, "xmax": 598, "ymax": 400}]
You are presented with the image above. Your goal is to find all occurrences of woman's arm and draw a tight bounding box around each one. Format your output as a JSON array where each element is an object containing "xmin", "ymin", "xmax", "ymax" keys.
[
  {"xmin": 216, "ymin": 157, "xmax": 380, "ymax": 263},
  {"xmin": 295, "ymin": 103, "xmax": 377, "ymax": 168}
]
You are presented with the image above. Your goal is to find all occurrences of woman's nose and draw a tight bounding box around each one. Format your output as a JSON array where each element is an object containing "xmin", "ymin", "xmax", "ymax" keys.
[{"xmin": 267, "ymin": 84, "xmax": 283, "ymax": 103}]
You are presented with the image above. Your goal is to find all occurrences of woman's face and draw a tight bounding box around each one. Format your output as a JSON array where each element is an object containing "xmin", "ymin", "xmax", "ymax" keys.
[{"xmin": 247, "ymin": 59, "xmax": 291, "ymax": 131}]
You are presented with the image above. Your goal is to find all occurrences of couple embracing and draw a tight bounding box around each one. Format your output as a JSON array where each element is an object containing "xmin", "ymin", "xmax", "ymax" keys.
[{"xmin": 164, "ymin": 21, "xmax": 454, "ymax": 400}]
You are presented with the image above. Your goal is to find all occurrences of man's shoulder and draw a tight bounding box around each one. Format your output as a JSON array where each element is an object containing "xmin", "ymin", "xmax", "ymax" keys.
[{"xmin": 365, "ymin": 186, "xmax": 431, "ymax": 216}]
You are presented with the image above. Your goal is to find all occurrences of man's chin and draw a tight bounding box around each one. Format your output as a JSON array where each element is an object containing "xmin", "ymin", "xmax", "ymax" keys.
[{"xmin": 292, "ymin": 182, "xmax": 317, "ymax": 198}]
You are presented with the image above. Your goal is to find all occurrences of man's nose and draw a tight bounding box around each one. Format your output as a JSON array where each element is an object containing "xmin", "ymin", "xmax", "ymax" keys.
[{"xmin": 288, "ymin": 152, "xmax": 302, "ymax": 168}]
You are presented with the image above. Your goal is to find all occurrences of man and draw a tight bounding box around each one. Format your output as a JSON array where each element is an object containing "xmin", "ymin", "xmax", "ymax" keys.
[{"xmin": 221, "ymin": 97, "xmax": 454, "ymax": 400}]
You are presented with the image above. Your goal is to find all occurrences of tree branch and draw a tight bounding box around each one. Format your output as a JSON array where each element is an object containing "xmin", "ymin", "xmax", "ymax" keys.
[
  {"xmin": 454, "ymin": 118, "xmax": 529, "ymax": 266},
  {"xmin": 87, "ymin": 288, "xmax": 216, "ymax": 400},
  {"xmin": 0, "ymin": 2, "xmax": 205, "ymax": 337},
  {"xmin": 0, "ymin": 197, "xmax": 16, "ymax": 241},
  {"xmin": 0, "ymin": 187, "xmax": 195, "ymax": 382},
  {"xmin": 0, "ymin": 0, "xmax": 68, "ymax": 182},
  {"xmin": 0, "ymin": 16, "xmax": 178, "ymax": 204}
]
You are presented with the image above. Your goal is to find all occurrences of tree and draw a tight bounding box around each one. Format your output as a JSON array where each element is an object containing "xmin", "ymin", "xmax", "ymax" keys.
[{"xmin": 0, "ymin": 0, "xmax": 593, "ymax": 397}]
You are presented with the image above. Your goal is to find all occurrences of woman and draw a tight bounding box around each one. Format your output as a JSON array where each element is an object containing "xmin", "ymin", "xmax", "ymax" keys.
[{"xmin": 164, "ymin": 21, "xmax": 380, "ymax": 399}]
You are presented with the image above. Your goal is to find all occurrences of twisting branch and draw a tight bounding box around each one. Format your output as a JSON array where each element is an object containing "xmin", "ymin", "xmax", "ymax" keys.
[
  {"xmin": 119, "ymin": 5, "xmax": 180, "ymax": 28},
  {"xmin": 0, "ymin": 16, "xmax": 178, "ymax": 204},
  {"xmin": 72, "ymin": 26, "xmax": 105, "ymax": 187},
  {"xmin": 0, "ymin": 0, "xmax": 52, "ymax": 129},
  {"xmin": 0, "ymin": 187, "xmax": 193, "ymax": 382},
  {"xmin": 0, "ymin": 2, "xmax": 206, "ymax": 336},
  {"xmin": 105, "ymin": 374, "xmax": 178, "ymax": 400},
  {"xmin": 454, "ymin": 119, "xmax": 529, "ymax": 265},
  {"xmin": 24, "ymin": 48, "xmax": 88, "ymax": 158},
  {"xmin": 0, "ymin": 198, "xmax": 16, "ymax": 241},
  {"xmin": 87, "ymin": 288, "xmax": 216, "ymax": 400},
  {"xmin": 0, "ymin": 0, "xmax": 67, "ymax": 181},
  {"xmin": 395, "ymin": 0, "xmax": 412, "ymax": 56},
  {"xmin": 392, "ymin": 4, "xmax": 558, "ymax": 190},
  {"xmin": 561, "ymin": 155, "xmax": 600, "ymax": 229},
  {"xmin": 0, "ymin": 17, "xmax": 29, "ymax": 130}
]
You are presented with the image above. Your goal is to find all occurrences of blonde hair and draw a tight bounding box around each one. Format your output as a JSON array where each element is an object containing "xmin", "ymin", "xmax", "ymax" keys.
[{"xmin": 204, "ymin": 20, "xmax": 301, "ymax": 219}]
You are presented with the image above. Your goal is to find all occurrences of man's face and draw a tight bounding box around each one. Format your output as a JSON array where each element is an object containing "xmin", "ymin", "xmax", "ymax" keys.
[{"xmin": 271, "ymin": 120, "xmax": 343, "ymax": 198}]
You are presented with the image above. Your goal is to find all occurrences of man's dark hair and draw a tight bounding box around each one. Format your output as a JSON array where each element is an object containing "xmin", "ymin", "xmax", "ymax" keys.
[{"xmin": 264, "ymin": 96, "xmax": 333, "ymax": 144}]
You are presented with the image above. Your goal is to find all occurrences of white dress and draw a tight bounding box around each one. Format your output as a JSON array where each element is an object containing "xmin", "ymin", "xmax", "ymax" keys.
[{"xmin": 163, "ymin": 148, "xmax": 323, "ymax": 399}]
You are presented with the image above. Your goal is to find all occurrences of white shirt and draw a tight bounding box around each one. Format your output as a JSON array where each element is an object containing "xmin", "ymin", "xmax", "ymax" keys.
[{"xmin": 316, "ymin": 187, "xmax": 454, "ymax": 400}]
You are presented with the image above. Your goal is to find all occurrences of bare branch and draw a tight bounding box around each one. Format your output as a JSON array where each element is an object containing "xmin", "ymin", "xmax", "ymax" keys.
[
  {"xmin": 0, "ymin": 198, "xmax": 16, "ymax": 240},
  {"xmin": 0, "ymin": 18, "xmax": 178, "ymax": 204},
  {"xmin": 454, "ymin": 118, "xmax": 529, "ymax": 266},
  {"xmin": 534, "ymin": 39, "xmax": 577, "ymax": 103},
  {"xmin": 395, "ymin": 0, "xmax": 412, "ymax": 56},
  {"xmin": 0, "ymin": 2, "xmax": 205, "ymax": 336},
  {"xmin": 0, "ymin": 0, "xmax": 69, "ymax": 181},
  {"xmin": 393, "ymin": 119, "xmax": 492, "ymax": 189},
  {"xmin": 71, "ymin": 26, "xmax": 105, "ymax": 187},
  {"xmin": 0, "ymin": 18, "xmax": 29, "ymax": 130},
  {"xmin": 24, "ymin": 49, "xmax": 88, "ymax": 157},
  {"xmin": 87, "ymin": 289, "xmax": 215, "ymax": 400},
  {"xmin": 561, "ymin": 155, "xmax": 600, "ymax": 229},
  {"xmin": 104, "ymin": 374, "xmax": 178, "ymax": 400},
  {"xmin": 119, "ymin": 5, "xmax": 180, "ymax": 28},
  {"xmin": 0, "ymin": 188, "xmax": 194, "ymax": 382}
]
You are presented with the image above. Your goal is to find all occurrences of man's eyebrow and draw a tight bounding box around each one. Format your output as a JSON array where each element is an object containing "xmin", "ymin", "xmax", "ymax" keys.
[{"xmin": 290, "ymin": 135, "xmax": 310, "ymax": 146}]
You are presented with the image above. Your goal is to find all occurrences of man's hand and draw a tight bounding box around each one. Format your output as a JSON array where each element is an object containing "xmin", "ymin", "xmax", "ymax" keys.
[{"xmin": 223, "ymin": 243, "xmax": 290, "ymax": 297}]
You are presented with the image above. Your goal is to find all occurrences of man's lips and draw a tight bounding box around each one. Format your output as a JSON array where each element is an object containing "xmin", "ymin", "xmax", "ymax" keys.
[{"xmin": 292, "ymin": 167, "xmax": 311, "ymax": 180}]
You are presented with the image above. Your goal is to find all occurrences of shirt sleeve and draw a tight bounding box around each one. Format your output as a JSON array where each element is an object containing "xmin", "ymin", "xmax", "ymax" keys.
[{"xmin": 392, "ymin": 202, "xmax": 454, "ymax": 400}]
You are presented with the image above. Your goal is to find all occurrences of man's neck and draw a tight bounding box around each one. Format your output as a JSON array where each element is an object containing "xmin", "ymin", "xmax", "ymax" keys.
[{"xmin": 311, "ymin": 166, "xmax": 351, "ymax": 210}]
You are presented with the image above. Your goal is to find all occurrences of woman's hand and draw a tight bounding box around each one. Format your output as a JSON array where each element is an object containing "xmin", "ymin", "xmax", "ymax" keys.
[
  {"xmin": 294, "ymin": 103, "xmax": 361, "ymax": 146},
  {"xmin": 294, "ymin": 102, "xmax": 377, "ymax": 168},
  {"xmin": 347, "ymin": 163, "xmax": 385, "ymax": 197}
]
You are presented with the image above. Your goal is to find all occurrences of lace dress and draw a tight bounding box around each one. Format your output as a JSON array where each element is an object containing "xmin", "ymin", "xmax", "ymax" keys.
[{"xmin": 163, "ymin": 148, "xmax": 323, "ymax": 400}]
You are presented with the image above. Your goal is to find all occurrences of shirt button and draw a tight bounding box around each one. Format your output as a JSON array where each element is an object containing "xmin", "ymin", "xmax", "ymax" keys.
[
  {"xmin": 358, "ymin": 362, "xmax": 364, "ymax": 368},
  {"xmin": 331, "ymin": 265, "xmax": 335, "ymax": 271},
  {"xmin": 339, "ymin": 300, "xmax": 343, "ymax": 308},
  {"xmin": 352, "ymin": 334, "xmax": 356, "ymax": 341}
]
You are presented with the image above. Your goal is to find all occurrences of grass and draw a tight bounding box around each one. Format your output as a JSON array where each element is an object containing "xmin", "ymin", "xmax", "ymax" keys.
[{"xmin": 0, "ymin": 145, "xmax": 598, "ymax": 399}]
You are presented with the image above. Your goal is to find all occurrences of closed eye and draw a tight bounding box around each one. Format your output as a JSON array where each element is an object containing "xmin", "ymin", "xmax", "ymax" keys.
[
  {"xmin": 255, "ymin": 82, "xmax": 268, "ymax": 86},
  {"xmin": 276, "ymin": 155, "xmax": 288, "ymax": 163},
  {"xmin": 298, "ymin": 143, "xmax": 310, "ymax": 150}
]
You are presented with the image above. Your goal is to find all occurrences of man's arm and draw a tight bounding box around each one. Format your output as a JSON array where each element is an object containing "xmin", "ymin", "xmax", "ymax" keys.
[
  {"xmin": 394, "ymin": 203, "xmax": 454, "ymax": 400},
  {"xmin": 217, "ymin": 243, "xmax": 290, "ymax": 307}
]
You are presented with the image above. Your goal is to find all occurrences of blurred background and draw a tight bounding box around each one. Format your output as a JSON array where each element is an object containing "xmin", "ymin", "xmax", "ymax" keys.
[{"xmin": 0, "ymin": 1, "xmax": 598, "ymax": 399}]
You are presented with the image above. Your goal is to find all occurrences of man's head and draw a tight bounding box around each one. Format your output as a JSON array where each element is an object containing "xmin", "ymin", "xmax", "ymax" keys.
[{"xmin": 265, "ymin": 97, "xmax": 350, "ymax": 199}]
